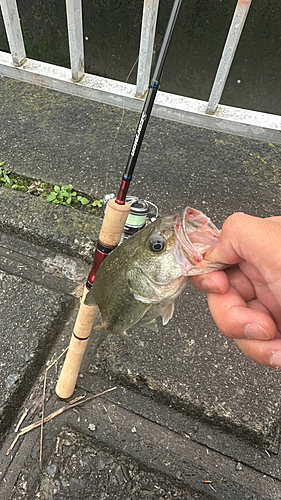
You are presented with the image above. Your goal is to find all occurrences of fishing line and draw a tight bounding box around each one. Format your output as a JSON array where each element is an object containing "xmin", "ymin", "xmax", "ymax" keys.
[{"xmin": 104, "ymin": 55, "xmax": 139, "ymax": 196}]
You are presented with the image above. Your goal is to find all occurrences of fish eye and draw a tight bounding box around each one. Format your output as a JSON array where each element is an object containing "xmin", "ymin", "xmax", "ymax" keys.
[{"xmin": 148, "ymin": 235, "xmax": 166, "ymax": 253}]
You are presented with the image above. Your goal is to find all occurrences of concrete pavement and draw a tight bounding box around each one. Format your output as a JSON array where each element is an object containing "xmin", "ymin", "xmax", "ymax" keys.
[{"xmin": 1, "ymin": 76, "xmax": 281, "ymax": 498}]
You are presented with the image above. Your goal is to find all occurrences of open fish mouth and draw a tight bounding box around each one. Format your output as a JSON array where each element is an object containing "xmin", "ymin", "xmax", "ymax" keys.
[{"xmin": 174, "ymin": 207, "xmax": 221, "ymax": 275}]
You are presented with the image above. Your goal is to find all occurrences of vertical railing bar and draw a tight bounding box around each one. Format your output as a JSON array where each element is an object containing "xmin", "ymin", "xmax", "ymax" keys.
[
  {"xmin": 0, "ymin": 0, "xmax": 26, "ymax": 67},
  {"xmin": 65, "ymin": 0, "xmax": 85, "ymax": 82},
  {"xmin": 206, "ymin": 0, "xmax": 252, "ymax": 114},
  {"xmin": 136, "ymin": 0, "xmax": 159, "ymax": 98}
]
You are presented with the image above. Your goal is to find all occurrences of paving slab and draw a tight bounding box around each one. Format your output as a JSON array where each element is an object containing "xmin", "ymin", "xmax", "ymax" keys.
[
  {"xmin": 0, "ymin": 195, "xmax": 103, "ymax": 443},
  {"xmin": 1, "ymin": 182, "xmax": 281, "ymax": 451},
  {"xmin": 1, "ymin": 375, "xmax": 280, "ymax": 500},
  {"xmin": 1, "ymin": 77, "xmax": 281, "ymax": 225},
  {"xmin": 79, "ymin": 375, "xmax": 281, "ymax": 482},
  {"xmin": 91, "ymin": 286, "xmax": 281, "ymax": 451},
  {"xmin": 0, "ymin": 230, "xmax": 91, "ymax": 295},
  {"xmin": 0, "ymin": 187, "xmax": 101, "ymax": 263},
  {"xmin": 11, "ymin": 427, "xmax": 198, "ymax": 500},
  {"xmin": 0, "ymin": 243, "xmax": 279, "ymax": 499},
  {"xmin": 0, "ymin": 268, "xmax": 73, "ymax": 443}
]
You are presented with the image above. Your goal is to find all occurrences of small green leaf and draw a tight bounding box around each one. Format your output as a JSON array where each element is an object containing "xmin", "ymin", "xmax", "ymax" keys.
[
  {"xmin": 46, "ymin": 192, "xmax": 57, "ymax": 201},
  {"xmin": 2, "ymin": 171, "xmax": 11, "ymax": 183},
  {"xmin": 62, "ymin": 184, "xmax": 73, "ymax": 191},
  {"xmin": 77, "ymin": 196, "xmax": 90, "ymax": 205},
  {"xmin": 54, "ymin": 185, "xmax": 60, "ymax": 192},
  {"xmin": 66, "ymin": 197, "xmax": 72, "ymax": 205},
  {"xmin": 92, "ymin": 199, "xmax": 103, "ymax": 207},
  {"xmin": 12, "ymin": 184, "xmax": 27, "ymax": 191},
  {"xmin": 0, "ymin": 161, "xmax": 6, "ymax": 167}
]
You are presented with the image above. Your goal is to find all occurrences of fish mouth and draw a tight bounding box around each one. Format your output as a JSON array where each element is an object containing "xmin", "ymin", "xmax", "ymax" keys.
[{"xmin": 174, "ymin": 207, "xmax": 221, "ymax": 275}]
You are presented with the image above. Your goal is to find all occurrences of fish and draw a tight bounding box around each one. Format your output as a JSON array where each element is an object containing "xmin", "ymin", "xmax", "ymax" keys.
[{"xmin": 84, "ymin": 206, "xmax": 225, "ymax": 337}]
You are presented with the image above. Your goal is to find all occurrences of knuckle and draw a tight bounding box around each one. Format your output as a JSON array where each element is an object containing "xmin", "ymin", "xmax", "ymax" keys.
[
  {"xmin": 222, "ymin": 212, "xmax": 247, "ymax": 233},
  {"xmin": 220, "ymin": 213, "xmax": 254, "ymax": 260}
]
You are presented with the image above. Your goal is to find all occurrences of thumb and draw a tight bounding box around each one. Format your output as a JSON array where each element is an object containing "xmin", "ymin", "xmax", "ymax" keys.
[{"xmin": 205, "ymin": 212, "xmax": 267, "ymax": 266}]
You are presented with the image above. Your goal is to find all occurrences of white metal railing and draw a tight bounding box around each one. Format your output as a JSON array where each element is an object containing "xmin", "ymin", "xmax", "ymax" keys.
[
  {"xmin": 65, "ymin": 0, "xmax": 84, "ymax": 82},
  {"xmin": 0, "ymin": 0, "xmax": 280, "ymax": 144},
  {"xmin": 206, "ymin": 0, "xmax": 252, "ymax": 115},
  {"xmin": 1, "ymin": 0, "xmax": 26, "ymax": 66}
]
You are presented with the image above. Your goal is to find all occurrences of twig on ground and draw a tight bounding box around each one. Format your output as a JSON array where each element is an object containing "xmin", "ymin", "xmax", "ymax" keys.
[
  {"xmin": 6, "ymin": 387, "xmax": 117, "ymax": 456},
  {"xmin": 15, "ymin": 408, "xmax": 30, "ymax": 433},
  {"xmin": 39, "ymin": 347, "xmax": 69, "ymax": 467}
]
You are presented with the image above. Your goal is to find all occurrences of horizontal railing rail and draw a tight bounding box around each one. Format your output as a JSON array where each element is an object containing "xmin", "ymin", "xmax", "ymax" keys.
[{"xmin": 0, "ymin": 0, "xmax": 280, "ymax": 143}]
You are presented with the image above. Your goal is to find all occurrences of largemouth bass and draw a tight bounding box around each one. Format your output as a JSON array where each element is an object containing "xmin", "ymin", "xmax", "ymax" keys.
[{"xmin": 85, "ymin": 206, "xmax": 224, "ymax": 337}]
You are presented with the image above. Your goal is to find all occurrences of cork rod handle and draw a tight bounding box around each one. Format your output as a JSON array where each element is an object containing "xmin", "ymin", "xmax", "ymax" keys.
[{"xmin": 55, "ymin": 199, "xmax": 130, "ymax": 399}]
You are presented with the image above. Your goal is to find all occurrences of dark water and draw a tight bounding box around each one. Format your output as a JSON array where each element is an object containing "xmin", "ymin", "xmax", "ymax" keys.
[{"xmin": 0, "ymin": 0, "xmax": 280, "ymax": 115}]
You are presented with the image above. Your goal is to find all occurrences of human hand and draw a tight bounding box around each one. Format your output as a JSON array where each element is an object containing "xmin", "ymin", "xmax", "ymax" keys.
[{"xmin": 190, "ymin": 212, "xmax": 281, "ymax": 368}]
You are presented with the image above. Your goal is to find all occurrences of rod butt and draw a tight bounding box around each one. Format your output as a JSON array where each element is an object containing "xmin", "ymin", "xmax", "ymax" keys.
[{"xmin": 55, "ymin": 288, "xmax": 98, "ymax": 399}]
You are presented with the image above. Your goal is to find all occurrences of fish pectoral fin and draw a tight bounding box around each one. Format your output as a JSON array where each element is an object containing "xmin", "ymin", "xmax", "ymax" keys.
[
  {"xmin": 93, "ymin": 327, "xmax": 109, "ymax": 336},
  {"xmin": 143, "ymin": 319, "xmax": 158, "ymax": 333},
  {"xmin": 118, "ymin": 330, "xmax": 130, "ymax": 340},
  {"xmin": 94, "ymin": 322, "xmax": 130, "ymax": 340},
  {"xmin": 162, "ymin": 302, "xmax": 175, "ymax": 325},
  {"xmin": 94, "ymin": 320, "xmax": 110, "ymax": 335}
]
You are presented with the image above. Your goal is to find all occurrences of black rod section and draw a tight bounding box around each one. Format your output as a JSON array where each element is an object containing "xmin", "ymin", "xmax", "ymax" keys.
[
  {"xmin": 117, "ymin": 0, "xmax": 182, "ymax": 201},
  {"xmin": 151, "ymin": 0, "xmax": 182, "ymax": 84}
]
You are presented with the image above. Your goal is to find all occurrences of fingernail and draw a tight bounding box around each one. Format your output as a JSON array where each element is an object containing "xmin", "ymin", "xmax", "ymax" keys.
[
  {"xmin": 269, "ymin": 351, "xmax": 281, "ymax": 368},
  {"xmin": 244, "ymin": 323, "xmax": 270, "ymax": 340}
]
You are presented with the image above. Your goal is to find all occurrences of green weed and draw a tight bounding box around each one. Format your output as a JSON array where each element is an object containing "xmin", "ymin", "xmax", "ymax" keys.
[
  {"xmin": 0, "ymin": 161, "xmax": 103, "ymax": 213},
  {"xmin": 0, "ymin": 163, "xmax": 27, "ymax": 191},
  {"xmin": 47, "ymin": 184, "xmax": 78, "ymax": 206}
]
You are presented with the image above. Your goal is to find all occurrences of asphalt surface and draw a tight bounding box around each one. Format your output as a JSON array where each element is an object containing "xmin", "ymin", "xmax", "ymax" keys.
[{"xmin": 1, "ymin": 76, "xmax": 281, "ymax": 499}]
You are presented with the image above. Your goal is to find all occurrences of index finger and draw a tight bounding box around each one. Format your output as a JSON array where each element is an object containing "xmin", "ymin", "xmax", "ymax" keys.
[
  {"xmin": 206, "ymin": 285, "xmax": 277, "ymax": 340},
  {"xmin": 189, "ymin": 270, "xmax": 229, "ymax": 294}
]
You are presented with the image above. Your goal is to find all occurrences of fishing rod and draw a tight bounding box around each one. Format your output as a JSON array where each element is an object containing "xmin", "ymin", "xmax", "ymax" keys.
[
  {"xmin": 56, "ymin": 0, "xmax": 183, "ymax": 399},
  {"xmin": 86, "ymin": 0, "xmax": 182, "ymax": 289}
]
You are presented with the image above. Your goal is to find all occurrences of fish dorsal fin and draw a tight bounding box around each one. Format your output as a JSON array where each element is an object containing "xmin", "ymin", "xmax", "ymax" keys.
[{"xmin": 162, "ymin": 302, "xmax": 175, "ymax": 325}]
